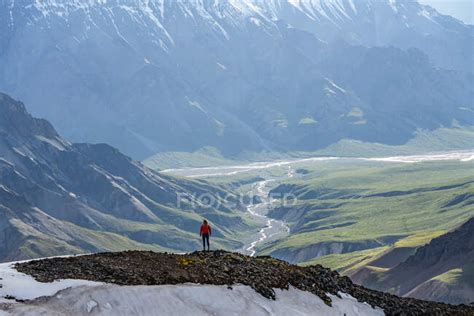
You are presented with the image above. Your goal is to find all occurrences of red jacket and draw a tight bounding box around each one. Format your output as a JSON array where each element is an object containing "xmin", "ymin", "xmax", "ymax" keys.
[{"xmin": 200, "ymin": 224, "xmax": 211, "ymax": 236}]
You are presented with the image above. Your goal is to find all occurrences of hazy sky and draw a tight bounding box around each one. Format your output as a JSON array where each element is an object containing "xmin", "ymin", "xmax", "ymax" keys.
[{"xmin": 418, "ymin": 0, "xmax": 473, "ymax": 24}]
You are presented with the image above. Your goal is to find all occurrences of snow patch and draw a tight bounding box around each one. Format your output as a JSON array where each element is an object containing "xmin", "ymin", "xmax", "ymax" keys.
[
  {"xmin": 417, "ymin": 5, "xmax": 439, "ymax": 23},
  {"xmin": 388, "ymin": 0, "xmax": 398, "ymax": 13},
  {"xmin": 347, "ymin": 0, "xmax": 357, "ymax": 13},
  {"xmin": 459, "ymin": 107, "xmax": 474, "ymax": 113},
  {"xmin": 0, "ymin": 158, "xmax": 15, "ymax": 167},
  {"xmin": 216, "ymin": 62, "xmax": 227, "ymax": 70},
  {"xmin": 250, "ymin": 17, "xmax": 262, "ymax": 26},
  {"xmin": 186, "ymin": 98, "xmax": 207, "ymax": 114},
  {"xmin": 287, "ymin": 0, "xmax": 356, "ymax": 24},
  {"xmin": 1, "ymin": 282, "xmax": 384, "ymax": 316},
  {"xmin": 0, "ymin": 260, "xmax": 103, "ymax": 301},
  {"xmin": 34, "ymin": 136, "xmax": 67, "ymax": 151},
  {"xmin": 325, "ymin": 78, "xmax": 346, "ymax": 93}
]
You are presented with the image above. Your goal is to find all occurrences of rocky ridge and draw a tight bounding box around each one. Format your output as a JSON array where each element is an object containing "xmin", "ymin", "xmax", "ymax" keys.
[
  {"xmin": 15, "ymin": 251, "xmax": 474, "ymax": 316},
  {"xmin": 352, "ymin": 217, "xmax": 474, "ymax": 305}
]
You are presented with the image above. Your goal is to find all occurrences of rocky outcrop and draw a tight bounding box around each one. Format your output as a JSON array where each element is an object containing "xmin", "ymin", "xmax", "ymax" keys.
[
  {"xmin": 15, "ymin": 251, "xmax": 474, "ymax": 316},
  {"xmin": 353, "ymin": 217, "xmax": 474, "ymax": 305},
  {"xmin": 0, "ymin": 93, "xmax": 57, "ymax": 139},
  {"xmin": 407, "ymin": 277, "xmax": 474, "ymax": 306}
]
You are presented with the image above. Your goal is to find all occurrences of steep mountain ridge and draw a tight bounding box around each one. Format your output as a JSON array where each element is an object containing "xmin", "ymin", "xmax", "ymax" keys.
[
  {"xmin": 351, "ymin": 217, "xmax": 474, "ymax": 304},
  {"xmin": 0, "ymin": 93, "xmax": 250, "ymax": 262},
  {"xmin": 1, "ymin": 0, "xmax": 472, "ymax": 158}
]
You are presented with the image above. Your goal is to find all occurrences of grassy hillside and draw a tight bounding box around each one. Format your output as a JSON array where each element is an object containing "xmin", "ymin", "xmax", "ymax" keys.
[
  {"xmin": 315, "ymin": 127, "xmax": 474, "ymax": 157},
  {"xmin": 144, "ymin": 127, "xmax": 474, "ymax": 170},
  {"xmin": 143, "ymin": 147, "xmax": 237, "ymax": 170}
]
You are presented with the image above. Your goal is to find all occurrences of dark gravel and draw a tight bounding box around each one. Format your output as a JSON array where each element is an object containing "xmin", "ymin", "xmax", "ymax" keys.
[{"xmin": 15, "ymin": 250, "xmax": 474, "ymax": 316}]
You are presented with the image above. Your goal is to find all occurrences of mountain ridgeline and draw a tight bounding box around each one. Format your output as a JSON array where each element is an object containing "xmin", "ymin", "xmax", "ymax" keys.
[
  {"xmin": 0, "ymin": 93, "xmax": 250, "ymax": 262},
  {"xmin": 351, "ymin": 217, "xmax": 474, "ymax": 305},
  {"xmin": 1, "ymin": 0, "xmax": 473, "ymax": 159}
]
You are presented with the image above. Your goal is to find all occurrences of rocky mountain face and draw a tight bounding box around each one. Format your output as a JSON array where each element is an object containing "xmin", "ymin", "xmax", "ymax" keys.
[
  {"xmin": 0, "ymin": 93, "xmax": 250, "ymax": 262},
  {"xmin": 260, "ymin": 0, "xmax": 474, "ymax": 72},
  {"xmin": 13, "ymin": 250, "xmax": 474, "ymax": 315},
  {"xmin": 1, "ymin": 0, "xmax": 472, "ymax": 159},
  {"xmin": 351, "ymin": 217, "xmax": 474, "ymax": 305}
]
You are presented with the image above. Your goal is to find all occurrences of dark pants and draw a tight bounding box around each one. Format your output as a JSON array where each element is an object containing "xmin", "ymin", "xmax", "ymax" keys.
[{"xmin": 202, "ymin": 233, "xmax": 210, "ymax": 250}]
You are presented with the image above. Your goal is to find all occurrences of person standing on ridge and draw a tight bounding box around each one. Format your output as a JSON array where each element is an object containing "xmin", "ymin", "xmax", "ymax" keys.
[{"xmin": 200, "ymin": 219, "xmax": 212, "ymax": 251}]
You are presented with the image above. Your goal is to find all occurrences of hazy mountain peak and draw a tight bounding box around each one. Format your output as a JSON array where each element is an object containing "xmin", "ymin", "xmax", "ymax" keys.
[{"xmin": 0, "ymin": 93, "xmax": 58, "ymax": 139}]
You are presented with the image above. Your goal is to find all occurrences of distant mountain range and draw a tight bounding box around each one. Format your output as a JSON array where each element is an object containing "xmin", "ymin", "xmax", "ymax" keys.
[
  {"xmin": 0, "ymin": 93, "xmax": 250, "ymax": 262},
  {"xmin": 351, "ymin": 217, "xmax": 474, "ymax": 305},
  {"xmin": 1, "ymin": 0, "xmax": 473, "ymax": 159}
]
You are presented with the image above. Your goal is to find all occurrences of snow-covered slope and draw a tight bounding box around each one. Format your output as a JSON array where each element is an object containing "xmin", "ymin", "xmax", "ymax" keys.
[
  {"xmin": 0, "ymin": 259, "xmax": 384, "ymax": 316},
  {"xmin": 0, "ymin": 259, "xmax": 101, "ymax": 301},
  {"xmin": 6, "ymin": 0, "xmax": 469, "ymax": 65},
  {"xmin": 2, "ymin": 285, "xmax": 385, "ymax": 316}
]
